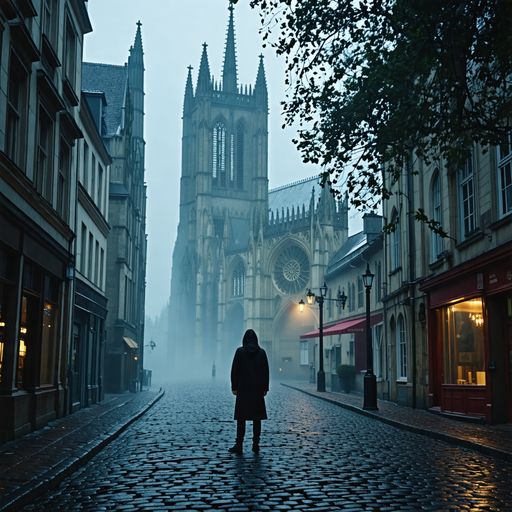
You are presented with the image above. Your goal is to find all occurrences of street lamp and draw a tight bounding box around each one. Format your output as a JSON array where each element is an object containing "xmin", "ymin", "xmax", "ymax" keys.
[
  {"xmin": 362, "ymin": 263, "xmax": 378, "ymax": 410},
  {"xmin": 145, "ymin": 339, "xmax": 156, "ymax": 351},
  {"xmin": 300, "ymin": 283, "xmax": 349, "ymax": 392}
]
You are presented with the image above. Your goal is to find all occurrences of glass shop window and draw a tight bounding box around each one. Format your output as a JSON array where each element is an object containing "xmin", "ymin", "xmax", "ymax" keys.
[
  {"xmin": 440, "ymin": 298, "xmax": 485, "ymax": 386},
  {"xmin": 40, "ymin": 276, "xmax": 58, "ymax": 385}
]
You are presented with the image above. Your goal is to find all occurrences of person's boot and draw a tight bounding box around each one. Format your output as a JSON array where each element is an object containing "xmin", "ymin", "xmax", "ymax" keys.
[
  {"xmin": 228, "ymin": 440, "xmax": 243, "ymax": 454},
  {"xmin": 252, "ymin": 437, "xmax": 260, "ymax": 453}
]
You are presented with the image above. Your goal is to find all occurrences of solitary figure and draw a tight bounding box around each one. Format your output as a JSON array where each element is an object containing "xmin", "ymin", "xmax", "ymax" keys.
[{"xmin": 229, "ymin": 329, "xmax": 269, "ymax": 454}]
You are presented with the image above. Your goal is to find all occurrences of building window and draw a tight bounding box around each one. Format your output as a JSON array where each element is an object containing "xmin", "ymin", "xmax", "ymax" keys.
[
  {"xmin": 439, "ymin": 299, "xmax": 485, "ymax": 385},
  {"xmin": 328, "ymin": 289, "xmax": 333, "ymax": 318},
  {"xmin": 300, "ymin": 340, "xmax": 308, "ymax": 365},
  {"xmin": 375, "ymin": 261, "xmax": 382, "ymax": 303},
  {"xmin": 100, "ymin": 248, "xmax": 105, "ymax": 290},
  {"xmin": 42, "ymin": 0, "xmax": 58, "ymax": 47},
  {"xmin": 233, "ymin": 261, "xmax": 245, "ymax": 296},
  {"xmin": 459, "ymin": 151, "xmax": 476, "ymax": 237},
  {"xmin": 6, "ymin": 56, "xmax": 28, "ymax": 167},
  {"xmin": 83, "ymin": 141, "xmax": 89, "ymax": 190},
  {"xmin": 40, "ymin": 276, "xmax": 58, "ymax": 386},
  {"xmin": 57, "ymin": 139, "xmax": 71, "ymax": 220},
  {"xmin": 373, "ymin": 323, "xmax": 383, "ymax": 379},
  {"xmin": 97, "ymin": 164, "xmax": 103, "ymax": 211},
  {"xmin": 88, "ymin": 233, "xmax": 94, "ymax": 280},
  {"xmin": 391, "ymin": 211, "xmax": 400, "ymax": 269},
  {"xmin": 357, "ymin": 277, "xmax": 363, "ymax": 308},
  {"xmin": 337, "ymin": 288, "xmax": 342, "ymax": 315},
  {"xmin": 64, "ymin": 17, "xmax": 77, "ymax": 88},
  {"xmin": 236, "ymin": 123, "xmax": 244, "ymax": 189},
  {"xmin": 498, "ymin": 132, "xmax": 512, "ymax": 218},
  {"xmin": 91, "ymin": 154, "xmax": 96, "ymax": 201},
  {"xmin": 95, "ymin": 241, "xmax": 99, "ymax": 286},
  {"xmin": 431, "ymin": 171, "xmax": 442, "ymax": 261},
  {"xmin": 35, "ymin": 104, "xmax": 54, "ymax": 202},
  {"xmin": 80, "ymin": 223, "xmax": 87, "ymax": 274},
  {"xmin": 397, "ymin": 314, "xmax": 407, "ymax": 380},
  {"xmin": 349, "ymin": 282, "xmax": 355, "ymax": 312},
  {"xmin": 213, "ymin": 121, "xmax": 226, "ymax": 187}
]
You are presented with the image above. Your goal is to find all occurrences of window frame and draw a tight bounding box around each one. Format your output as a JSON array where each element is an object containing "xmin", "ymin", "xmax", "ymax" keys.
[
  {"xmin": 232, "ymin": 260, "xmax": 245, "ymax": 297},
  {"xmin": 458, "ymin": 150, "xmax": 477, "ymax": 238},
  {"xmin": 396, "ymin": 314, "xmax": 407, "ymax": 381},
  {"xmin": 213, "ymin": 121, "xmax": 226, "ymax": 187},
  {"xmin": 497, "ymin": 132, "xmax": 512, "ymax": 219},
  {"xmin": 300, "ymin": 340, "xmax": 308, "ymax": 365},
  {"xmin": 391, "ymin": 211, "xmax": 401, "ymax": 270}
]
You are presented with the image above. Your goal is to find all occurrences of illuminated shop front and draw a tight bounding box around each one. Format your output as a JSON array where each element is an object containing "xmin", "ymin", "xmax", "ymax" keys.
[{"xmin": 421, "ymin": 242, "xmax": 512, "ymax": 425}]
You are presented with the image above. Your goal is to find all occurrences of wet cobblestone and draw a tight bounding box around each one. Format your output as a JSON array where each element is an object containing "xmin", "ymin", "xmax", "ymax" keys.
[{"xmin": 16, "ymin": 379, "xmax": 512, "ymax": 511}]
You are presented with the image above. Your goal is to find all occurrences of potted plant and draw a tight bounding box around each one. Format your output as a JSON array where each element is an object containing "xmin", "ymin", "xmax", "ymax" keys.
[{"xmin": 336, "ymin": 364, "xmax": 356, "ymax": 393}]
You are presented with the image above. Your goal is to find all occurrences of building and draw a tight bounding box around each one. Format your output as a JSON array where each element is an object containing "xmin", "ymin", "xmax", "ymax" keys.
[
  {"xmin": 0, "ymin": 0, "xmax": 91, "ymax": 442},
  {"xmin": 82, "ymin": 23, "xmax": 147, "ymax": 394},
  {"xmin": 299, "ymin": 214, "xmax": 384, "ymax": 393},
  {"xmin": 168, "ymin": 4, "xmax": 349, "ymax": 379},
  {"xmin": 381, "ymin": 139, "xmax": 512, "ymax": 423},
  {"xmin": 71, "ymin": 91, "xmax": 111, "ymax": 412}
]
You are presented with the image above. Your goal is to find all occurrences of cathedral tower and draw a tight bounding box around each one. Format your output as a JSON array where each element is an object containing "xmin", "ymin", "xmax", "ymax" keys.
[{"xmin": 169, "ymin": 3, "xmax": 269, "ymax": 372}]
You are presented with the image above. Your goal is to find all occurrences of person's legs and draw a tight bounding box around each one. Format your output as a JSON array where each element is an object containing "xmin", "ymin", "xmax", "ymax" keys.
[
  {"xmin": 229, "ymin": 420, "xmax": 245, "ymax": 453},
  {"xmin": 252, "ymin": 420, "xmax": 261, "ymax": 452}
]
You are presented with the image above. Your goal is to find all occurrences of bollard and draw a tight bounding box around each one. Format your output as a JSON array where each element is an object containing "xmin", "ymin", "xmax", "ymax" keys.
[{"xmin": 212, "ymin": 362, "xmax": 216, "ymax": 377}]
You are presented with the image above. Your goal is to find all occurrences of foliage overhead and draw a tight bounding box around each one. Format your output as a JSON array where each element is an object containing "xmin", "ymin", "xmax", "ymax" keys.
[{"xmin": 248, "ymin": 0, "xmax": 512, "ymax": 235}]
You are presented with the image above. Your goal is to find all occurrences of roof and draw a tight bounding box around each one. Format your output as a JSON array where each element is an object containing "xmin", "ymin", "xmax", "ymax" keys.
[
  {"xmin": 326, "ymin": 231, "xmax": 367, "ymax": 276},
  {"xmin": 268, "ymin": 176, "xmax": 320, "ymax": 216},
  {"xmin": 82, "ymin": 62, "xmax": 127, "ymax": 137}
]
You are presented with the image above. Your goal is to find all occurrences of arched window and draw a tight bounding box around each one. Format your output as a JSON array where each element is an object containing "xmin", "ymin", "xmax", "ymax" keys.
[
  {"xmin": 213, "ymin": 121, "xmax": 226, "ymax": 187},
  {"xmin": 236, "ymin": 123, "xmax": 244, "ymax": 189},
  {"xmin": 233, "ymin": 261, "xmax": 245, "ymax": 296},
  {"xmin": 431, "ymin": 171, "xmax": 442, "ymax": 262},
  {"xmin": 229, "ymin": 131, "xmax": 235, "ymax": 188},
  {"xmin": 397, "ymin": 314, "xmax": 407, "ymax": 380}
]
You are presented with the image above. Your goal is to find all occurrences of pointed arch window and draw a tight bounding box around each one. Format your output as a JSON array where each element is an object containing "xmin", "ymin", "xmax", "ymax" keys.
[
  {"xmin": 213, "ymin": 121, "xmax": 226, "ymax": 187},
  {"xmin": 230, "ymin": 131, "xmax": 235, "ymax": 188},
  {"xmin": 236, "ymin": 123, "xmax": 244, "ymax": 190},
  {"xmin": 233, "ymin": 261, "xmax": 245, "ymax": 296}
]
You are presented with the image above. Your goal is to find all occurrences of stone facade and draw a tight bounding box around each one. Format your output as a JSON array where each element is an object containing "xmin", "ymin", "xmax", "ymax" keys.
[{"xmin": 82, "ymin": 23, "xmax": 147, "ymax": 394}]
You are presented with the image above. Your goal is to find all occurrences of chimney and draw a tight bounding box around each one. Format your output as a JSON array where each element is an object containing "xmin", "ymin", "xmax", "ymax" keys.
[{"xmin": 363, "ymin": 213, "xmax": 382, "ymax": 243}]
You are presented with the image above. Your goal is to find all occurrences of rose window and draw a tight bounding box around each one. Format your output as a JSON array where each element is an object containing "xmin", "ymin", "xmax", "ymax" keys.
[{"xmin": 274, "ymin": 246, "xmax": 310, "ymax": 295}]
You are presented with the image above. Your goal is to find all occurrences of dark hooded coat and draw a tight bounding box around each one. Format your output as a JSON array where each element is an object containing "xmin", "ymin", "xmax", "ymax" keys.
[{"xmin": 231, "ymin": 329, "xmax": 269, "ymax": 421}]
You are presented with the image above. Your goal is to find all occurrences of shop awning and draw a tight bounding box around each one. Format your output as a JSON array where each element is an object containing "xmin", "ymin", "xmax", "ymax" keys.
[
  {"xmin": 300, "ymin": 313, "xmax": 383, "ymax": 339},
  {"xmin": 123, "ymin": 337, "xmax": 138, "ymax": 349}
]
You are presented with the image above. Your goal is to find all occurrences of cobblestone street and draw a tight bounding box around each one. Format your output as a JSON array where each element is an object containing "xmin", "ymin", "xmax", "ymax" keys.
[{"xmin": 22, "ymin": 380, "xmax": 512, "ymax": 511}]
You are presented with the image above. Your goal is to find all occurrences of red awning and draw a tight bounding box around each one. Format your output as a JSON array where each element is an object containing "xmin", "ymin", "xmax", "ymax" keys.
[{"xmin": 300, "ymin": 313, "xmax": 383, "ymax": 339}]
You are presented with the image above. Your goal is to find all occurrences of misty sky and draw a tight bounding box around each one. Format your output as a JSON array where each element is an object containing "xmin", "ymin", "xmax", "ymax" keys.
[{"xmin": 83, "ymin": 0, "xmax": 362, "ymax": 320}]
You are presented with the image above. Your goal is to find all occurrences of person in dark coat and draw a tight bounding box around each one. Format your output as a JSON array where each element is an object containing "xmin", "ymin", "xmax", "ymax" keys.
[{"xmin": 229, "ymin": 329, "xmax": 269, "ymax": 454}]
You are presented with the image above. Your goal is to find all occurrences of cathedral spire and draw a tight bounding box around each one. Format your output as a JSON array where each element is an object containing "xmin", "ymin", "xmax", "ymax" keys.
[
  {"xmin": 222, "ymin": 2, "xmax": 238, "ymax": 94},
  {"xmin": 196, "ymin": 42, "xmax": 212, "ymax": 96},
  {"xmin": 128, "ymin": 21, "xmax": 144, "ymax": 141},
  {"xmin": 183, "ymin": 65, "xmax": 194, "ymax": 115},
  {"xmin": 254, "ymin": 54, "xmax": 268, "ymax": 106}
]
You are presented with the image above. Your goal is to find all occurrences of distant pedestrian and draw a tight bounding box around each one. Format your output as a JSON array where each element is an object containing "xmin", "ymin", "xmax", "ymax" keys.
[{"xmin": 229, "ymin": 329, "xmax": 269, "ymax": 454}]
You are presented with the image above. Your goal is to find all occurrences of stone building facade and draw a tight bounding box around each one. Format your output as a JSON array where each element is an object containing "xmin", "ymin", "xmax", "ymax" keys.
[{"xmin": 82, "ymin": 23, "xmax": 147, "ymax": 394}]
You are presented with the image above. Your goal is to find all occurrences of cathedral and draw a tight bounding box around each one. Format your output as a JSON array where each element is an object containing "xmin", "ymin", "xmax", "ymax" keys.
[{"xmin": 168, "ymin": 4, "xmax": 349, "ymax": 379}]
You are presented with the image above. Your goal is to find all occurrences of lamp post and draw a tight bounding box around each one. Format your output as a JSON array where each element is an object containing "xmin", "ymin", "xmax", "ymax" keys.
[{"xmin": 362, "ymin": 263, "xmax": 378, "ymax": 410}]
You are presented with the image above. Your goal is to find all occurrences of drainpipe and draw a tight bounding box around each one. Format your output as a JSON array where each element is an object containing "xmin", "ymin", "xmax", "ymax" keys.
[{"xmin": 407, "ymin": 148, "xmax": 417, "ymax": 409}]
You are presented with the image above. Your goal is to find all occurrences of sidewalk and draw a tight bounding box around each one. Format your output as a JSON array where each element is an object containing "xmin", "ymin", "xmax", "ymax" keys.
[
  {"xmin": 283, "ymin": 380, "xmax": 512, "ymax": 464},
  {"xmin": 0, "ymin": 386, "xmax": 164, "ymax": 512}
]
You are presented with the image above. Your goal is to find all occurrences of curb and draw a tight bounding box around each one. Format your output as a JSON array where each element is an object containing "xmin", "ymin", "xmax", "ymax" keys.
[
  {"xmin": 0, "ymin": 388, "xmax": 165, "ymax": 512},
  {"xmin": 282, "ymin": 383, "xmax": 512, "ymax": 464}
]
